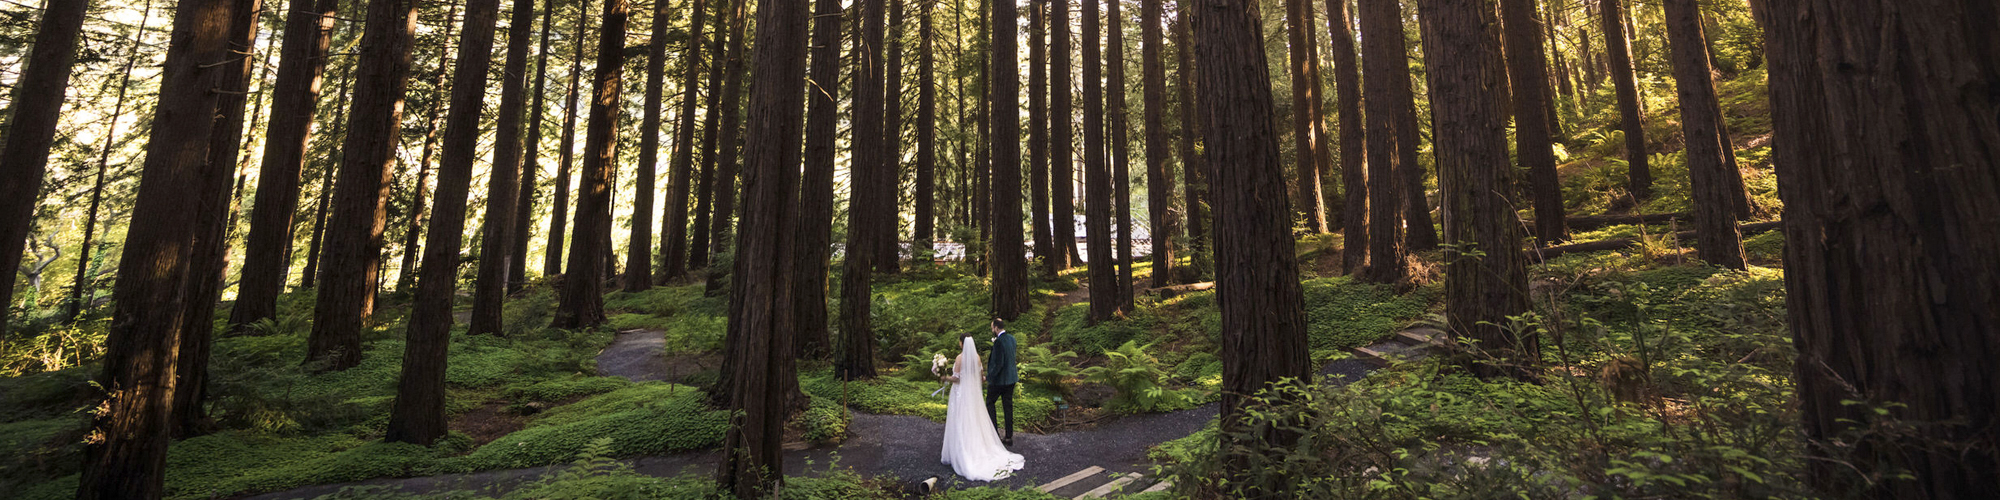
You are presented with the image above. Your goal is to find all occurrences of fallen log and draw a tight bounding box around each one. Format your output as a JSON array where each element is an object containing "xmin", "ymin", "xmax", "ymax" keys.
[
  {"xmin": 1143, "ymin": 281, "xmax": 1215, "ymax": 298},
  {"xmin": 1524, "ymin": 212, "xmax": 1692, "ymax": 232},
  {"xmin": 1525, "ymin": 221, "xmax": 1782, "ymax": 263}
]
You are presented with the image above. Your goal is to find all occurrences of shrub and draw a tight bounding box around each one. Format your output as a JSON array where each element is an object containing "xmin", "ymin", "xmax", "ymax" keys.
[
  {"xmin": 1082, "ymin": 341, "xmax": 1185, "ymax": 414},
  {"xmin": 1018, "ymin": 346, "xmax": 1080, "ymax": 399},
  {"xmin": 449, "ymin": 383, "xmax": 729, "ymax": 471}
]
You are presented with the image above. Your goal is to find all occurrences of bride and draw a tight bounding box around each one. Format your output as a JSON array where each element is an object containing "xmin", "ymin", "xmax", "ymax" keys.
[{"xmin": 939, "ymin": 335, "xmax": 1026, "ymax": 481}]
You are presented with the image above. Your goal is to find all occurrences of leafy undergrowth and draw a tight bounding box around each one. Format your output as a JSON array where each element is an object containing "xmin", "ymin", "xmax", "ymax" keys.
[
  {"xmin": 1557, "ymin": 68, "xmax": 1782, "ymax": 225},
  {"xmin": 292, "ymin": 438, "xmax": 1064, "ymax": 500},
  {"xmin": 1152, "ymin": 260, "xmax": 1816, "ymax": 499}
]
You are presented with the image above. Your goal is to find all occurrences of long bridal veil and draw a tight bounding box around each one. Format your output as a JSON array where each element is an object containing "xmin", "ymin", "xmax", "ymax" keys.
[{"xmin": 941, "ymin": 336, "xmax": 1026, "ymax": 481}]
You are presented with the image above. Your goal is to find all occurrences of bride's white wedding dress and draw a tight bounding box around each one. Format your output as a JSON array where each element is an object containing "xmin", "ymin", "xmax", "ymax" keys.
[{"xmin": 941, "ymin": 336, "xmax": 1027, "ymax": 481}]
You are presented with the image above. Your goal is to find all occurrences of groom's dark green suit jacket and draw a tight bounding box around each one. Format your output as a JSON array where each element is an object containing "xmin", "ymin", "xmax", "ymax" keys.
[{"xmin": 988, "ymin": 332, "xmax": 1019, "ymax": 386}]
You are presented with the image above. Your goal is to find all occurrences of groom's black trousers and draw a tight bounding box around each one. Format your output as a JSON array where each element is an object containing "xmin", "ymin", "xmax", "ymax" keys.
[{"xmin": 985, "ymin": 383, "xmax": 1015, "ymax": 440}]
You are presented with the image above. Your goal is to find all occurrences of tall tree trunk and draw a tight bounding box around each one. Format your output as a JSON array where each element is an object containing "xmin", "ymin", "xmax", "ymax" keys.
[
  {"xmin": 390, "ymin": 0, "xmax": 501, "ymax": 445},
  {"xmin": 915, "ymin": 0, "xmax": 937, "ymax": 260},
  {"xmin": 510, "ymin": 0, "xmax": 554, "ymax": 292},
  {"xmin": 989, "ymin": 0, "xmax": 1026, "ymax": 319},
  {"xmin": 307, "ymin": 0, "xmax": 423, "ymax": 371},
  {"xmin": 1108, "ymin": 0, "xmax": 1133, "ymax": 311},
  {"xmin": 1174, "ymin": 15, "xmax": 1208, "ymax": 271},
  {"xmin": 625, "ymin": 0, "xmax": 672, "ymax": 292},
  {"xmin": 70, "ymin": 0, "xmax": 159, "ymax": 322},
  {"xmin": 839, "ymin": 0, "xmax": 886, "ymax": 379},
  {"xmin": 399, "ymin": 2, "xmax": 461, "ymax": 292},
  {"xmin": 660, "ymin": 0, "xmax": 710, "ymax": 282},
  {"xmin": 1418, "ymin": 0, "xmax": 1534, "ymax": 379},
  {"xmin": 704, "ymin": 0, "xmax": 748, "ymax": 293},
  {"xmin": 471, "ymin": 0, "xmax": 536, "ymax": 335},
  {"xmin": 552, "ymin": 0, "xmax": 627, "ymax": 329},
  {"xmin": 302, "ymin": 71, "xmax": 355, "ymax": 291},
  {"xmin": 1359, "ymin": 0, "xmax": 1406, "ymax": 283},
  {"xmin": 1084, "ymin": 0, "xmax": 1116, "ymax": 322},
  {"xmin": 1140, "ymin": 0, "xmax": 1172, "ymax": 285},
  {"xmin": 1394, "ymin": 45, "xmax": 1437, "ymax": 252},
  {"xmin": 0, "ymin": 0, "xmax": 89, "ymax": 338},
  {"xmin": 1284, "ymin": 0, "xmax": 1328, "ymax": 234},
  {"xmin": 545, "ymin": 0, "xmax": 591, "ymax": 277},
  {"xmin": 689, "ymin": 4, "xmax": 727, "ymax": 271},
  {"xmin": 1189, "ymin": 0, "xmax": 1312, "ymax": 489},
  {"xmin": 177, "ymin": 0, "xmax": 267, "ymax": 438},
  {"xmin": 714, "ymin": 0, "xmax": 809, "ymax": 491},
  {"xmin": 1600, "ymin": 0, "xmax": 1647, "ymax": 200},
  {"xmin": 1027, "ymin": 0, "xmax": 1052, "ymax": 276},
  {"xmin": 75, "ymin": 0, "xmax": 242, "ymax": 493},
  {"xmin": 232, "ymin": 0, "xmax": 340, "ymax": 331},
  {"xmin": 876, "ymin": 0, "xmax": 906, "ymax": 273},
  {"xmin": 1660, "ymin": 0, "xmax": 1741, "ymax": 270},
  {"xmin": 1762, "ymin": 1, "xmax": 2000, "ymax": 496},
  {"xmin": 1049, "ymin": 0, "xmax": 1074, "ymax": 270},
  {"xmin": 1327, "ymin": 0, "xmax": 1366, "ymax": 273},
  {"xmin": 1500, "ymin": 0, "xmax": 1565, "ymax": 244},
  {"xmin": 793, "ymin": 0, "xmax": 840, "ymax": 358}
]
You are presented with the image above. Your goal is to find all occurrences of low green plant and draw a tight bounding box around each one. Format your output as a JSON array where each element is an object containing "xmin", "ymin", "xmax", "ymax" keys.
[
  {"xmin": 1082, "ymin": 341, "xmax": 1185, "ymax": 413},
  {"xmin": 1017, "ymin": 346, "xmax": 1079, "ymax": 398}
]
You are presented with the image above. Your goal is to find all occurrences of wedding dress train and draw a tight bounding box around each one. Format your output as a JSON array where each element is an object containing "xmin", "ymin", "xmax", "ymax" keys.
[{"xmin": 941, "ymin": 336, "xmax": 1026, "ymax": 481}]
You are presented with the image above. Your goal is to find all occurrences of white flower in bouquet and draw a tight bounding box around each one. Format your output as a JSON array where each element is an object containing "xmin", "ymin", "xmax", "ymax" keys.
[{"xmin": 929, "ymin": 353, "xmax": 951, "ymax": 397}]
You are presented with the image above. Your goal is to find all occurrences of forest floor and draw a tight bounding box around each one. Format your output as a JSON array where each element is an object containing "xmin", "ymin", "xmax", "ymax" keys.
[{"xmin": 250, "ymin": 281, "xmax": 1382, "ymax": 499}]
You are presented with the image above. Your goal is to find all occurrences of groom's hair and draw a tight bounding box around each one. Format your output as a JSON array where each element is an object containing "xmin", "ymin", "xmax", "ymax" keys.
[{"xmin": 990, "ymin": 318, "xmax": 1004, "ymax": 330}]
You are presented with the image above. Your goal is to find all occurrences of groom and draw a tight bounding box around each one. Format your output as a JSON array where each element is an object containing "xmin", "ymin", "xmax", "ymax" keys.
[{"xmin": 986, "ymin": 318, "xmax": 1018, "ymax": 446}]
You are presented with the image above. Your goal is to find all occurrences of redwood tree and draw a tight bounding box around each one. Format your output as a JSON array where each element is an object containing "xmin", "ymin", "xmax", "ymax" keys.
[
  {"xmin": 1049, "ymin": 0, "xmax": 1075, "ymax": 270},
  {"xmin": 658, "ymin": 0, "xmax": 710, "ymax": 282},
  {"xmin": 1028, "ymin": 0, "xmax": 1054, "ymax": 275},
  {"xmin": 705, "ymin": 0, "xmax": 748, "ymax": 292},
  {"xmin": 545, "ymin": 0, "xmax": 593, "ymax": 277},
  {"xmin": 1283, "ymin": 0, "xmax": 1328, "ymax": 234},
  {"xmin": 989, "ymin": 0, "xmax": 1026, "ymax": 320},
  {"xmin": 308, "ymin": 0, "xmax": 425, "ymax": 371},
  {"xmin": 391, "ymin": 0, "xmax": 502, "ymax": 445},
  {"xmin": 914, "ymin": 0, "xmax": 937, "ymax": 259},
  {"xmin": 1763, "ymin": 1, "xmax": 2000, "ymax": 496},
  {"xmin": 472, "ymin": 0, "xmax": 538, "ymax": 334},
  {"xmin": 1141, "ymin": 0, "xmax": 1173, "ymax": 284},
  {"xmin": 626, "ymin": 0, "xmax": 674, "ymax": 292},
  {"xmin": 1174, "ymin": 14, "xmax": 1208, "ymax": 267},
  {"xmin": 231, "ymin": 0, "xmax": 342, "ymax": 331},
  {"xmin": 1662, "ymin": 0, "xmax": 1742, "ymax": 270},
  {"xmin": 75, "ymin": 0, "xmax": 241, "ymax": 493},
  {"xmin": 1601, "ymin": 0, "xmax": 1648, "ymax": 200},
  {"xmin": 877, "ymin": 0, "xmax": 907, "ymax": 273},
  {"xmin": 839, "ymin": 0, "xmax": 887, "ymax": 379},
  {"xmin": 1084, "ymin": 0, "xmax": 1116, "ymax": 322},
  {"xmin": 1417, "ymin": 0, "xmax": 1533, "ymax": 379},
  {"xmin": 1327, "ymin": 0, "xmax": 1366, "ymax": 272},
  {"xmin": 0, "ymin": 0, "xmax": 87, "ymax": 337},
  {"xmin": 1189, "ymin": 0, "xmax": 1312, "ymax": 488},
  {"xmin": 1108, "ymin": 0, "xmax": 1133, "ymax": 311},
  {"xmin": 714, "ymin": 0, "xmax": 810, "ymax": 492},
  {"xmin": 791, "ymin": 0, "xmax": 841, "ymax": 358},
  {"xmin": 1358, "ymin": 0, "xmax": 1407, "ymax": 283},
  {"xmin": 553, "ymin": 0, "xmax": 629, "ymax": 329},
  {"xmin": 1500, "ymin": 0, "xmax": 1564, "ymax": 244},
  {"xmin": 510, "ymin": 0, "xmax": 555, "ymax": 292}
]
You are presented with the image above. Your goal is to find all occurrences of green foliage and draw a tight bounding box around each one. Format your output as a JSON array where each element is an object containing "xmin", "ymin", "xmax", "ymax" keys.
[
  {"xmin": 503, "ymin": 375, "xmax": 632, "ymax": 403},
  {"xmin": 1048, "ymin": 302, "xmax": 1160, "ymax": 355},
  {"xmin": 600, "ymin": 285, "xmax": 727, "ymax": 354},
  {"xmin": 1083, "ymin": 341, "xmax": 1191, "ymax": 414},
  {"xmin": 1017, "ymin": 346, "xmax": 1079, "ymax": 398},
  {"xmin": 799, "ymin": 395, "xmax": 852, "ymax": 442},
  {"xmin": 0, "ymin": 317, "xmax": 108, "ymax": 376},
  {"xmin": 450, "ymin": 383, "xmax": 729, "ymax": 470},
  {"xmin": 1744, "ymin": 229, "xmax": 1784, "ymax": 261},
  {"xmin": 798, "ymin": 367, "xmax": 1056, "ymax": 427},
  {"xmin": 932, "ymin": 487, "xmax": 1065, "ymax": 500},
  {"xmin": 1300, "ymin": 277, "xmax": 1438, "ymax": 356}
]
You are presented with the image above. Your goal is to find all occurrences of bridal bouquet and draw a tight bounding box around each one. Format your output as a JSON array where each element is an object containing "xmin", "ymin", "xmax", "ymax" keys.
[{"xmin": 929, "ymin": 353, "xmax": 951, "ymax": 397}]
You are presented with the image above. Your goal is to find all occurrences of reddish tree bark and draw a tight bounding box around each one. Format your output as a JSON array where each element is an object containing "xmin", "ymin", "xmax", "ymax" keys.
[
  {"xmin": 1284, "ymin": 0, "xmax": 1328, "ymax": 234},
  {"xmin": 914, "ymin": 0, "xmax": 937, "ymax": 259},
  {"xmin": 1418, "ymin": 0, "xmax": 1534, "ymax": 379},
  {"xmin": 1028, "ymin": 0, "xmax": 1053, "ymax": 275},
  {"xmin": 75, "ymin": 0, "xmax": 241, "ymax": 492},
  {"xmin": 705, "ymin": 0, "xmax": 748, "ymax": 292},
  {"xmin": 1049, "ymin": 0, "xmax": 1075, "ymax": 270},
  {"xmin": 1174, "ymin": 14, "xmax": 1208, "ymax": 268},
  {"xmin": 0, "ymin": 0, "xmax": 88, "ymax": 338},
  {"xmin": 472, "ymin": 0, "xmax": 538, "ymax": 334},
  {"xmin": 625, "ymin": 0, "xmax": 672, "ymax": 292},
  {"xmin": 839, "ymin": 0, "xmax": 887, "ymax": 379},
  {"xmin": 391, "ymin": 0, "xmax": 502, "ymax": 445},
  {"xmin": 1600, "ymin": 0, "xmax": 1648, "ymax": 200},
  {"xmin": 1763, "ymin": 1, "xmax": 2000, "ymax": 496},
  {"xmin": 232, "ymin": 0, "xmax": 340, "ymax": 331},
  {"xmin": 659, "ymin": 0, "xmax": 710, "ymax": 282},
  {"xmin": 1662, "ymin": 0, "xmax": 1742, "ymax": 270},
  {"xmin": 688, "ymin": 3, "xmax": 727, "ymax": 271},
  {"xmin": 876, "ymin": 0, "xmax": 906, "ymax": 273},
  {"xmin": 1141, "ymin": 0, "xmax": 1173, "ymax": 285},
  {"xmin": 510, "ymin": 0, "xmax": 554, "ymax": 292},
  {"xmin": 1359, "ymin": 0, "xmax": 1407, "ymax": 283},
  {"xmin": 545, "ymin": 0, "xmax": 592, "ymax": 277},
  {"xmin": 307, "ymin": 0, "xmax": 424, "ymax": 371},
  {"xmin": 302, "ymin": 71, "xmax": 354, "ymax": 290},
  {"xmin": 1109, "ymin": 0, "xmax": 1134, "ymax": 311},
  {"xmin": 1327, "ymin": 0, "xmax": 1367, "ymax": 272},
  {"xmin": 1084, "ymin": 0, "xmax": 1118, "ymax": 322},
  {"xmin": 1188, "ymin": 0, "xmax": 1312, "ymax": 488},
  {"xmin": 552, "ymin": 0, "xmax": 628, "ymax": 329},
  {"xmin": 792, "ymin": 0, "xmax": 841, "ymax": 358},
  {"xmin": 1500, "ymin": 0, "xmax": 1565, "ymax": 244},
  {"xmin": 988, "ymin": 0, "xmax": 1026, "ymax": 320}
]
